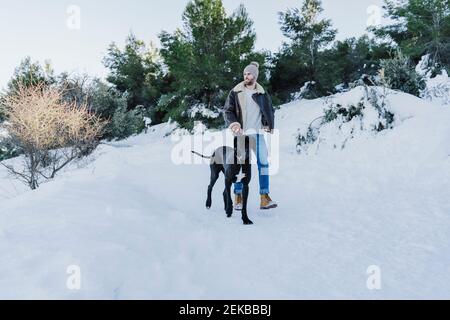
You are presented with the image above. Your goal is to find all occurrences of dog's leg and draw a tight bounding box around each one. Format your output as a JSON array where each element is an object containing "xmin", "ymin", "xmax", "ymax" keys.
[
  {"xmin": 223, "ymin": 190, "xmax": 227, "ymax": 210},
  {"xmin": 222, "ymin": 189, "xmax": 228, "ymax": 214},
  {"xmin": 241, "ymin": 182, "xmax": 253, "ymax": 225},
  {"xmin": 224, "ymin": 178, "xmax": 233, "ymax": 218},
  {"xmin": 206, "ymin": 164, "xmax": 221, "ymax": 209}
]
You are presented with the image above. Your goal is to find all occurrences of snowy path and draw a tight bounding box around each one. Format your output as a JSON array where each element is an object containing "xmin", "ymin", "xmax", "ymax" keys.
[{"xmin": 1, "ymin": 88, "xmax": 450, "ymax": 299}]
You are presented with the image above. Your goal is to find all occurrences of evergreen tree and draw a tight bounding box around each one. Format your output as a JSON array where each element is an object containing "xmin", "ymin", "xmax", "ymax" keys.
[
  {"xmin": 371, "ymin": 0, "xmax": 450, "ymax": 73},
  {"xmin": 380, "ymin": 50, "xmax": 426, "ymax": 96},
  {"xmin": 271, "ymin": 0, "xmax": 337, "ymax": 100},
  {"xmin": 90, "ymin": 80, "xmax": 147, "ymax": 140},
  {"xmin": 103, "ymin": 33, "xmax": 162, "ymax": 113},
  {"xmin": 318, "ymin": 36, "xmax": 393, "ymax": 91},
  {"xmin": 6, "ymin": 57, "xmax": 55, "ymax": 94},
  {"xmin": 158, "ymin": 0, "xmax": 267, "ymax": 129}
]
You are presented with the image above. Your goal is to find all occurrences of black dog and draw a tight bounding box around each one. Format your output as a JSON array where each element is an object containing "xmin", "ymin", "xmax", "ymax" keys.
[{"xmin": 192, "ymin": 136, "xmax": 253, "ymax": 225}]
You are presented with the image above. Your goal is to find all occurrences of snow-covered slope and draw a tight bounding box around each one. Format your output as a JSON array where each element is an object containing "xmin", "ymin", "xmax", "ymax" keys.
[{"xmin": 1, "ymin": 87, "xmax": 450, "ymax": 299}]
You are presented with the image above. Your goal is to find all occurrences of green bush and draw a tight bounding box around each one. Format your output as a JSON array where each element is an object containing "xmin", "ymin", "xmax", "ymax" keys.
[
  {"xmin": 0, "ymin": 139, "xmax": 20, "ymax": 161},
  {"xmin": 110, "ymin": 105, "xmax": 146, "ymax": 140},
  {"xmin": 380, "ymin": 53, "xmax": 425, "ymax": 96},
  {"xmin": 90, "ymin": 81, "xmax": 147, "ymax": 141}
]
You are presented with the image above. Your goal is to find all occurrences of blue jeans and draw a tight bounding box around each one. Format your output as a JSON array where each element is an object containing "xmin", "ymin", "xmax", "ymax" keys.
[{"xmin": 234, "ymin": 134, "xmax": 270, "ymax": 195}]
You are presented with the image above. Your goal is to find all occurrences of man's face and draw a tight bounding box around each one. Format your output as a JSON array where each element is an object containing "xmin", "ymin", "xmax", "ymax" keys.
[{"xmin": 243, "ymin": 72, "xmax": 255, "ymax": 86}]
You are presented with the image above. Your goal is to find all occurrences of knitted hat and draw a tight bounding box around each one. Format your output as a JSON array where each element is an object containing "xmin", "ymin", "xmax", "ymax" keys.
[{"xmin": 243, "ymin": 61, "xmax": 259, "ymax": 81}]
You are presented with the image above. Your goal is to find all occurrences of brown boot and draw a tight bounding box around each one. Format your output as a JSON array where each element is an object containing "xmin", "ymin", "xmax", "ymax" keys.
[
  {"xmin": 260, "ymin": 194, "xmax": 278, "ymax": 210},
  {"xmin": 234, "ymin": 194, "xmax": 243, "ymax": 211}
]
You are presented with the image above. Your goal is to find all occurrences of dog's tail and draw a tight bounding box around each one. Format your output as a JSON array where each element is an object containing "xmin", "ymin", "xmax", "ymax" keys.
[{"xmin": 191, "ymin": 151, "xmax": 212, "ymax": 159}]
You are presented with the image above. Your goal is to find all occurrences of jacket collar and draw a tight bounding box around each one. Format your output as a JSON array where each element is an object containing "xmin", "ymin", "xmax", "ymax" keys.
[{"xmin": 232, "ymin": 81, "xmax": 265, "ymax": 94}]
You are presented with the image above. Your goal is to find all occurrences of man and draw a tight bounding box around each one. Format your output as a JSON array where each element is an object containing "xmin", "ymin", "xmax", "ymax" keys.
[{"xmin": 223, "ymin": 61, "xmax": 278, "ymax": 210}]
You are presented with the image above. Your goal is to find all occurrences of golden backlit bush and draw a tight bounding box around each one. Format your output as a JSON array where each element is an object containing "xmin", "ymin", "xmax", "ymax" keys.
[
  {"xmin": 2, "ymin": 83, "xmax": 105, "ymax": 151},
  {"xmin": 0, "ymin": 83, "xmax": 107, "ymax": 189}
]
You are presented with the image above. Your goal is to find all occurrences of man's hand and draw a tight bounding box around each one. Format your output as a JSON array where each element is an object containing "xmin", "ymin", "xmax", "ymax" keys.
[
  {"xmin": 263, "ymin": 126, "xmax": 274, "ymax": 134},
  {"xmin": 230, "ymin": 122, "xmax": 243, "ymax": 135}
]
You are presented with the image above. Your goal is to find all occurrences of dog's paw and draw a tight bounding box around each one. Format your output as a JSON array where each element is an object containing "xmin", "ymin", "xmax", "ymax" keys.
[
  {"xmin": 243, "ymin": 219, "xmax": 254, "ymax": 225},
  {"xmin": 227, "ymin": 214, "xmax": 233, "ymax": 218}
]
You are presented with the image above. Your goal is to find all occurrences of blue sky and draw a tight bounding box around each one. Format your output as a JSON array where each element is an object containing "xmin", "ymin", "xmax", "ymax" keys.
[{"xmin": 0, "ymin": 0, "xmax": 386, "ymax": 89}]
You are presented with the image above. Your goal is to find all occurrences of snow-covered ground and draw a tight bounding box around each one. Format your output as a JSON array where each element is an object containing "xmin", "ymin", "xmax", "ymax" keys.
[{"xmin": 1, "ymin": 86, "xmax": 449, "ymax": 299}]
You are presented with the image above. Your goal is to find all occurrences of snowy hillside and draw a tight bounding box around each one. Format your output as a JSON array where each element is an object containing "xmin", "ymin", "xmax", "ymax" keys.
[{"xmin": 1, "ymin": 86, "xmax": 450, "ymax": 299}]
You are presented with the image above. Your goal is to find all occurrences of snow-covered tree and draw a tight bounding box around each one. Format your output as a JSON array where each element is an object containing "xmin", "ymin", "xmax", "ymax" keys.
[{"xmin": 380, "ymin": 50, "xmax": 426, "ymax": 96}]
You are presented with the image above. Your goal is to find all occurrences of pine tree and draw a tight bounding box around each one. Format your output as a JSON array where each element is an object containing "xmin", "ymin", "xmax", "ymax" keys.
[
  {"xmin": 6, "ymin": 57, "xmax": 55, "ymax": 94},
  {"xmin": 380, "ymin": 50, "xmax": 426, "ymax": 96},
  {"xmin": 103, "ymin": 33, "xmax": 162, "ymax": 112},
  {"xmin": 371, "ymin": 0, "xmax": 450, "ymax": 73},
  {"xmin": 280, "ymin": 0, "xmax": 337, "ymax": 75},
  {"xmin": 318, "ymin": 35, "xmax": 393, "ymax": 91},
  {"xmin": 272, "ymin": 0, "xmax": 337, "ymax": 100}
]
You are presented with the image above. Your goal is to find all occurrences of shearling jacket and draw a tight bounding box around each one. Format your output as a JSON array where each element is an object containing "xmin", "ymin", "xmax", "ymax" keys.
[{"xmin": 223, "ymin": 82, "xmax": 275, "ymax": 131}]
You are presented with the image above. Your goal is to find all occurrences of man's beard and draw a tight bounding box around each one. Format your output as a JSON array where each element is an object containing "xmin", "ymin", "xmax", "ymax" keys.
[{"xmin": 244, "ymin": 78, "xmax": 255, "ymax": 86}]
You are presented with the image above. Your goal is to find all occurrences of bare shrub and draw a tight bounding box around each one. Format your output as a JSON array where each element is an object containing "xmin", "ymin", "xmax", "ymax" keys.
[{"xmin": 0, "ymin": 83, "xmax": 107, "ymax": 189}]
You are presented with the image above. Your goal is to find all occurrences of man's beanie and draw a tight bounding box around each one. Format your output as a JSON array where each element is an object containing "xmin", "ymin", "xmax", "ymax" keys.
[{"xmin": 243, "ymin": 61, "xmax": 260, "ymax": 81}]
